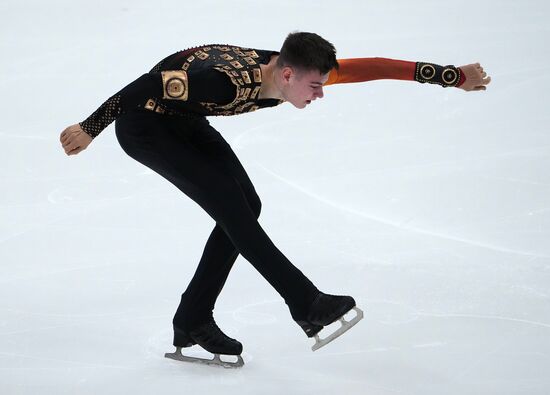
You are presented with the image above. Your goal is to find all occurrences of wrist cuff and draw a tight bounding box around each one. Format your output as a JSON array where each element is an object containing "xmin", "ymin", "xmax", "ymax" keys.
[{"xmin": 414, "ymin": 62, "xmax": 462, "ymax": 87}]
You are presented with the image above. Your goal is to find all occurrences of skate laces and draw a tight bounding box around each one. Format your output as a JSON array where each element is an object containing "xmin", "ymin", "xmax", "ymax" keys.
[{"xmin": 193, "ymin": 320, "xmax": 234, "ymax": 342}]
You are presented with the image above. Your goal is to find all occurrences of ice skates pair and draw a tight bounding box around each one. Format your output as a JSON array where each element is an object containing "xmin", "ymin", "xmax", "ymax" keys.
[{"xmin": 164, "ymin": 291, "xmax": 363, "ymax": 368}]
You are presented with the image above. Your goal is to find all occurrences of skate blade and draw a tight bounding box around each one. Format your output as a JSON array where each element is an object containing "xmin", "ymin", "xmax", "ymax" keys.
[
  {"xmin": 165, "ymin": 347, "xmax": 244, "ymax": 369},
  {"xmin": 311, "ymin": 306, "xmax": 364, "ymax": 351}
]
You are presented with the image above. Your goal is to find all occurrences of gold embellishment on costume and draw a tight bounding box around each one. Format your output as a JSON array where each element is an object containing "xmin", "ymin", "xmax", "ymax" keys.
[
  {"xmin": 235, "ymin": 102, "xmax": 255, "ymax": 114},
  {"xmin": 155, "ymin": 106, "xmax": 165, "ymax": 114},
  {"xmin": 196, "ymin": 47, "xmax": 280, "ymax": 116},
  {"xmin": 241, "ymin": 71, "xmax": 251, "ymax": 84},
  {"xmin": 187, "ymin": 55, "xmax": 195, "ymax": 62},
  {"xmin": 253, "ymin": 68, "xmax": 262, "ymax": 83},
  {"xmin": 239, "ymin": 87, "xmax": 252, "ymax": 100},
  {"xmin": 235, "ymin": 103, "xmax": 251, "ymax": 113},
  {"xmin": 419, "ymin": 64, "xmax": 436, "ymax": 80},
  {"xmin": 182, "ymin": 62, "xmax": 190, "ymax": 71},
  {"xmin": 161, "ymin": 70, "xmax": 189, "ymax": 101},
  {"xmin": 250, "ymin": 86, "xmax": 261, "ymax": 99},
  {"xmin": 199, "ymin": 102, "xmax": 216, "ymax": 111},
  {"xmin": 145, "ymin": 99, "xmax": 156, "ymax": 110},
  {"xmin": 202, "ymin": 46, "xmax": 212, "ymax": 51},
  {"xmin": 195, "ymin": 50, "xmax": 209, "ymax": 60},
  {"xmin": 442, "ymin": 68, "xmax": 458, "ymax": 85}
]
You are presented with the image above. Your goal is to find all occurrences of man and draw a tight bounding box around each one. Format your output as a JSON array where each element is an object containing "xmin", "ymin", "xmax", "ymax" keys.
[{"xmin": 59, "ymin": 32, "xmax": 490, "ymax": 368}]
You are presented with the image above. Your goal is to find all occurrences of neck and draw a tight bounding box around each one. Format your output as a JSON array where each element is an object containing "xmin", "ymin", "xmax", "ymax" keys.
[{"xmin": 259, "ymin": 55, "xmax": 284, "ymax": 100}]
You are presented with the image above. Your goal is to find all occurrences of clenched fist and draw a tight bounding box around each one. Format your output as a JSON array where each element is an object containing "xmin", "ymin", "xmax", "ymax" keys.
[
  {"xmin": 60, "ymin": 123, "xmax": 92, "ymax": 156},
  {"xmin": 458, "ymin": 63, "xmax": 491, "ymax": 91}
]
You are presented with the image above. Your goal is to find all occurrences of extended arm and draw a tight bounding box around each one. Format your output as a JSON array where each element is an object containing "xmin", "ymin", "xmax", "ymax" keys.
[
  {"xmin": 325, "ymin": 58, "xmax": 490, "ymax": 91},
  {"xmin": 59, "ymin": 73, "xmax": 165, "ymax": 156},
  {"xmin": 60, "ymin": 69, "xmax": 234, "ymax": 155}
]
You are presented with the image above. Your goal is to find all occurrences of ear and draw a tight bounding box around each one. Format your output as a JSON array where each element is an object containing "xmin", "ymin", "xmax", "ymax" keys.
[{"xmin": 281, "ymin": 66, "xmax": 293, "ymax": 84}]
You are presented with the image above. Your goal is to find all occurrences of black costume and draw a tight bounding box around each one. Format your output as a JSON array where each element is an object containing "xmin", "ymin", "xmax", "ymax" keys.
[{"xmin": 80, "ymin": 45, "xmax": 324, "ymax": 335}]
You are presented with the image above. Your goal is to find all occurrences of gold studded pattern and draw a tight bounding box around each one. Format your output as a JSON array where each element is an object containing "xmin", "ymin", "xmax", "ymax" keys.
[
  {"xmin": 415, "ymin": 62, "xmax": 461, "ymax": 88},
  {"xmin": 187, "ymin": 45, "xmax": 285, "ymax": 116},
  {"xmin": 145, "ymin": 98, "xmax": 156, "ymax": 110},
  {"xmin": 82, "ymin": 44, "xmax": 285, "ymax": 138},
  {"xmin": 241, "ymin": 71, "xmax": 251, "ymax": 84},
  {"xmin": 161, "ymin": 70, "xmax": 189, "ymax": 101},
  {"xmin": 419, "ymin": 64, "xmax": 436, "ymax": 80},
  {"xmin": 230, "ymin": 60, "xmax": 244, "ymax": 69},
  {"xmin": 442, "ymin": 68, "xmax": 458, "ymax": 85},
  {"xmin": 195, "ymin": 50, "xmax": 209, "ymax": 60},
  {"xmin": 253, "ymin": 68, "xmax": 261, "ymax": 83}
]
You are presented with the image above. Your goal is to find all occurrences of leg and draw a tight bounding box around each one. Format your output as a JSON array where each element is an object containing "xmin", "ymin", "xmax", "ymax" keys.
[
  {"xmin": 174, "ymin": 127, "xmax": 264, "ymax": 329},
  {"xmin": 115, "ymin": 111, "xmax": 319, "ymax": 329}
]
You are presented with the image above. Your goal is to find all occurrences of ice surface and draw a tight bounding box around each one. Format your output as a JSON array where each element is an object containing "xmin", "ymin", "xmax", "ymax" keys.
[{"xmin": 1, "ymin": 0, "xmax": 550, "ymax": 394}]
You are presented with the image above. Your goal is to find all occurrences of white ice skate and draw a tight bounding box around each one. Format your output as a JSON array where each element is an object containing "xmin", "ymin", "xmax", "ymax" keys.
[
  {"xmin": 165, "ymin": 347, "xmax": 244, "ymax": 368},
  {"xmin": 311, "ymin": 306, "xmax": 364, "ymax": 351}
]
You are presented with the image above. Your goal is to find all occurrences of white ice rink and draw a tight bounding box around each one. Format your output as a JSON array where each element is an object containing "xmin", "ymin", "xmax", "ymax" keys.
[{"xmin": 1, "ymin": 0, "xmax": 549, "ymax": 394}]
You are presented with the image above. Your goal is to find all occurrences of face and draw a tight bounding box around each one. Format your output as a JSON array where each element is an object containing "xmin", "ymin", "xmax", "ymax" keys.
[{"xmin": 280, "ymin": 67, "xmax": 329, "ymax": 109}]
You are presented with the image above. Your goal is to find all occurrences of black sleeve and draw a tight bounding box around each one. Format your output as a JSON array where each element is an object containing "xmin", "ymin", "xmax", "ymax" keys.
[
  {"xmin": 79, "ymin": 68, "xmax": 236, "ymax": 139},
  {"xmin": 79, "ymin": 73, "xmax": 163, "ymax": 139}
]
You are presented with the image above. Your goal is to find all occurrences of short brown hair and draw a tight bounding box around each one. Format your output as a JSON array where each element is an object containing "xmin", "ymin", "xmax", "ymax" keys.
[{"xmin": 276, "ymin": 31, "xmax": 339, "ymax": 74}]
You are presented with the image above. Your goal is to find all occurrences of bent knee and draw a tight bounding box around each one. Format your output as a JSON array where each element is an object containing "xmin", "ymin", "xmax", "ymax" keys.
[
  {"xmin": 210, "ymin": 178, "xmax": 262, "ymax": 218},
  {"xmin": 248, "ymin": 193, "xmax": 262, "ymax": 218}
]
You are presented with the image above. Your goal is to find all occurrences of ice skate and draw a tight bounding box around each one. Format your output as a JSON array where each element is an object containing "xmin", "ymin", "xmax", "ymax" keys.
[
  {"xmin": 298, "ymin": 292, "xmax": 364, "ymax": 351},
  {"xmin": 164, "ymin": 321, "xmax": 244, "ymax": 368}
]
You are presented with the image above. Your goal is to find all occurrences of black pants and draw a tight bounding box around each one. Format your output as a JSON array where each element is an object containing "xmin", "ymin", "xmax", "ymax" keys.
[{"xmin": 115, "ymin": 109, "xmax": 319, "ymax": 331}]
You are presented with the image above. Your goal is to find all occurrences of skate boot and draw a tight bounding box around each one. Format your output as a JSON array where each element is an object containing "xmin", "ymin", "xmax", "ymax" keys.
[
  {"xmin": 165, "ymin": 320, "xmax": 244, "ymax": 368},
  {"xmin": 297, "ymin": 291, "xmax": 364, "ymax": 351}
]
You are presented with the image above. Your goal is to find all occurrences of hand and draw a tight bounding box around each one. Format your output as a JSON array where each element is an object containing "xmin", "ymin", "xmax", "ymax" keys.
[
  {"xmin": 458, "ymin": 63, "xmax": 491, "ymax": 91},
  {"xmin": 60, "ymin": 123, "xmax": 93, "ymax": 156}
]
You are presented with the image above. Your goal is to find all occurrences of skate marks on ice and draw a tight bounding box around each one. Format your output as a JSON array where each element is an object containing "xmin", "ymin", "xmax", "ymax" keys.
[
  {"xmin": 164, "ymin": 347, "xmax": 244, "ymax": 369},
  {"xmin": 311, "ymin": 306, "xmax": 364, "ymax": 351},
  {"xmin": 367, "ymin": 300, "xmax": 420, "ymax": 325},
  {"xmin": 255, "ymin": 163, "xmax": 550, "ymax": 259},
  {"xmin": 230, "ymin": 299, "xmax": 279, "ymax": 325}
]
